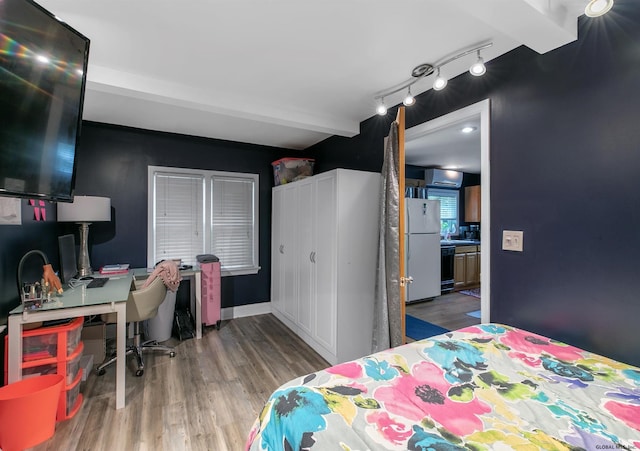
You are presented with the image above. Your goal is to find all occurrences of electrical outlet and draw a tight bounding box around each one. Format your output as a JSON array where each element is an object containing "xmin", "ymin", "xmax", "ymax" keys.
[{"xmin": 502, "ymin": 230, "xmax": 524, "ymax": 252}]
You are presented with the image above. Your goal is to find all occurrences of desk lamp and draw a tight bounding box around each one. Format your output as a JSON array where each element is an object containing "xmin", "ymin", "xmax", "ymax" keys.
[{"xmin": 57, "ymin": 196, "xmax": 111, "ymax": 277}]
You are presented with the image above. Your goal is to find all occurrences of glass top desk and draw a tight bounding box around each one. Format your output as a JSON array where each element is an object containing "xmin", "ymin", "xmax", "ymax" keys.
[{"xmin": 7, "ymin": 272, "xmax": 133, "ymax": 410}]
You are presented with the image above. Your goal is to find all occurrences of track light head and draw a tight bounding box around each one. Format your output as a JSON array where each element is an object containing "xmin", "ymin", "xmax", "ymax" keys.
[
  {"xmin": 376, "ymin": 98, "xmax": 387, "ymax": 116},
  {"xmin": 469, "ymin": 50, "xmax": 486, "ymax": 77},
  {"xmin": 433, "ymin": 67, "xmax": 447, "ymax": 91},
  {"xmin": 402, "ymin": 87, "xmax": 415, "ymax": 106},
  {"xmin": 585, "ymin": 0, "xmax": 614, "ymax": 17}
]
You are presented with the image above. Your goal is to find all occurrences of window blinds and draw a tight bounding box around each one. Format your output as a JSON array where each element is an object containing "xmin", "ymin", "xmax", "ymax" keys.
[
  {"xmin": 150, "ymin": 167, "xmax": 258, "ymax": 273},
  {"xmin": 211, "ymin": 176, "xmax": 255, "ymax": 270},
  {"xmin": 153, "ymin": 172, "xmax": 205, "ymax": 266}
]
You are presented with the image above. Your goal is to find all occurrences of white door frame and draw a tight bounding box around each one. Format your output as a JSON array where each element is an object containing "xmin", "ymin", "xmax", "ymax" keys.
[{"xmin": 405, "ymin": 99, "xmax": 491, "ymax": 322}]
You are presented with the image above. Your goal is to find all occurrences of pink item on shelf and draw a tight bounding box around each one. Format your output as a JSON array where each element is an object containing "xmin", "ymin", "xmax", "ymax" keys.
[{"xmin": 200, "ymin": 262, "xmax": 221, "ymax": 328}]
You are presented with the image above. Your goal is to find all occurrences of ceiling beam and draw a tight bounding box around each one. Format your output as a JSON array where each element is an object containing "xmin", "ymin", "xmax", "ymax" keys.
[{"xmin": 449, "ymin": 0, "xmax": 578, "ymax": 54}]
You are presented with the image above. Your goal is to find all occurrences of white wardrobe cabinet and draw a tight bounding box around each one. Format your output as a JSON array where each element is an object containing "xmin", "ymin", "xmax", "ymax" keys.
[{"xmin": 271, "ymin": 168, "xmax": 380, "ymax": 365}]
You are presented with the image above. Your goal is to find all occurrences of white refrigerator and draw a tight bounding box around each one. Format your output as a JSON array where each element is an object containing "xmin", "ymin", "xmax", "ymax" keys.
[{"xmin": 405, "ymin": 198, "xmax": 441, "ymax": 302}]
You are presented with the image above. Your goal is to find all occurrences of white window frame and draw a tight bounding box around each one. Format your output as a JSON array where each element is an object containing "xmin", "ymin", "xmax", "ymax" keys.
[
  {"xmin": 427, "ymin": 188, "xmax": 459, "ymax": 237},
  {"xmin": 147, "ymin": 165, "xmax": 260, "ymax": 276}
]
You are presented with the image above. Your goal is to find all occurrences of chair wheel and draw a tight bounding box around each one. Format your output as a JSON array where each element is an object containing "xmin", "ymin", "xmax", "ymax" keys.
[
  {"xmin": 97, "ymin": 368, "xmax": 106, "ymax": 376},
  {"xmin": 169, "ymin": 351, "xmax": 176, "ymax": 358},
  {"xmin": 135, "ymin": 368, "xmax": 144, "ymax": 377}
]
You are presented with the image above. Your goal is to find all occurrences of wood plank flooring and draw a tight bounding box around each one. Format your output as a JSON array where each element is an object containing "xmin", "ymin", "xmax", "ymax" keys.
[
  {"xmin": 30, "ymin": 291, "xmax": 479, "ymax": 450},
  {"xmin": 406, "ymin": 291, "xmax": 481, "ymax": 331},
  {"xmin": 30, "ymin": 314, "xmax": 328, "ymax": 451}
]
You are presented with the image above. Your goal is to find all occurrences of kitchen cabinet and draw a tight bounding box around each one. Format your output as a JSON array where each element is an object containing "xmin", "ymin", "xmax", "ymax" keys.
[
  {"xmin": 465, "ymin": 185, "xmax": 481, "ymax": 223},
  {"xmin": 454, "ymin": 245, "xmax": 480, "ymax": 289},
  {"xmin": 271, "ymin": 168, "xmax": 380, "ymax": 365}
]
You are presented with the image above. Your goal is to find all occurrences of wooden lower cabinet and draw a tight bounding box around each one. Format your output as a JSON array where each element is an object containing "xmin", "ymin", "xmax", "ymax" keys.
[{"xmin": 454, "ymin": 245, "xmax": 480, "ymax": 290}]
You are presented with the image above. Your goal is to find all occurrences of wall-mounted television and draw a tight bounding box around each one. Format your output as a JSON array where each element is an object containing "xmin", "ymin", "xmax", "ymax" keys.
[{"xmin": 0, "ymin": 0, "xmax": 90, "ymax": 202}]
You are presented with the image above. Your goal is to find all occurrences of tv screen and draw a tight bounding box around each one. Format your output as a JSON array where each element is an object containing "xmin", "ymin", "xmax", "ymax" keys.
[{"xmin": 0, "ymin": 0, "xmax": 90, "ymax": 202}]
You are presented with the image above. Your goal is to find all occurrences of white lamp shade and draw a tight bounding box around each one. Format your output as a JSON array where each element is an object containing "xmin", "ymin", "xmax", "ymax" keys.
[{"xmin": 57, "ymin": 196, "xmax": 111, "ymax": 222}]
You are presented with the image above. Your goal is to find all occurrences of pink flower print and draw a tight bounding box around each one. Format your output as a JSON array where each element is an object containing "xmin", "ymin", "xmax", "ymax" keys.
[
  {"xmin": 366, "ymin": 411, "xmax": 413, "ymax": 445},
  {"xmin": 374, "ymin": 361, "xmax": 490, "ymax": 437},
  {"xmin": 501, "ymin": 329, "xmax": 584, "ymax": 362},
  {"xmin": 326, "ymin": 361, "xmax": 363, "ymax": 379},
  {"xmin": 604, "ymin": 400, "xmax": 640, "ymax": 432}
]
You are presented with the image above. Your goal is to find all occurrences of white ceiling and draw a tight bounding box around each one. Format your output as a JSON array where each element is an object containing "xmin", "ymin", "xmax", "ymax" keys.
[
  {"xmin": 406, "ymin": 115, "xmax": 482, "ymax": 173},
  {"xmin": 38, "ymin": 0, "xmax": 586, "ymax": 151}
]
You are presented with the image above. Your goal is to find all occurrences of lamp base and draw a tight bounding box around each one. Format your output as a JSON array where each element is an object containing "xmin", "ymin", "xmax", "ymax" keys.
[{"xmin": 77, "ymin": 222, "xmax": 93, "ymax": 277}]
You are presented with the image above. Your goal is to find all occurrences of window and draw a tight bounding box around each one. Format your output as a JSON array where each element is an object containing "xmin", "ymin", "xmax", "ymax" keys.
[
  {"xmin": 148, "ymin": 166, "xmax": 259, "ymax": 275},
  {"xmin": 427, "ymin": 188, "xmax": 459, "ymax": 237}
]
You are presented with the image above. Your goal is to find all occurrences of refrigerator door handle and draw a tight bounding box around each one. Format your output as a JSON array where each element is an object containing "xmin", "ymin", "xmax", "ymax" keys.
[{"xmin": 400, "ymin": 276, "xmax": 414, "ymax": 287}]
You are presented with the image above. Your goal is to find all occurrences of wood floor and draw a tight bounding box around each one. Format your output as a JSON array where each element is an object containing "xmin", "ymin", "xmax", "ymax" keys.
[
  {"xmin": 30, "ymin": 291, "xmax": 479, "ymax": 450},
  {"xmin": 406, "ymin": 290, "xmax": 481, "ymax": 331},
  {"xmin": 30, "ymin": 314, "xmax": 329, "ymax": 451}
]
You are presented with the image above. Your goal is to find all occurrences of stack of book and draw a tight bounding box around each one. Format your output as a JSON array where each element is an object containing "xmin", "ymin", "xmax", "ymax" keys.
[{"xmin": 99, "ymin": 264, "xmax": 130, "ymax": 275}]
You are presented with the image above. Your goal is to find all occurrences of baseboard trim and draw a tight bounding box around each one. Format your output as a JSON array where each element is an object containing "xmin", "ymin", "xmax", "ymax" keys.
[{"xmin": 221, "ymin": 301, "xmax": 271, "ymax": 320}]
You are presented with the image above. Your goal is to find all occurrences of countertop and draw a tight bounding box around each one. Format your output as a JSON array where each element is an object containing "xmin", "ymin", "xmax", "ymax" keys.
[{"xmin": 440, "ymin": 239, "xmax": 481, "ymax": 246}]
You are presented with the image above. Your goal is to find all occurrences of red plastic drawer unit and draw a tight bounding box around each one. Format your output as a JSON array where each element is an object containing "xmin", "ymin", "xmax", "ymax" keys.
[
  {"xmin": 21, "ymin": 317, "xmax": 83, "ymax": 362},
  {"xmin": 200, "ymin": 261, "xmax": 221, "ymax": 329},
  {"xmin": 3, "ymin": 317, "xmax": 84, "ymax": 420}
]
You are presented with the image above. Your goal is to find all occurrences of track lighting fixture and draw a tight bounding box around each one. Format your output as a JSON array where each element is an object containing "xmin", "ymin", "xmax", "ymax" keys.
[
  {"xmin": 584, "ymin": 0, "xmax": 614, "ymax": 17},
  {"xmin": 469, "ymin": 50, "xmax": 486, "ymax": 76},
  {"xmin": 402, "ymin": 87, "xmax": 415, "ymax": 106},
  {"xmin": 373, "ymin": 42, "xmax": 492, "ymax": 115},
  {"xmin": 433, "ymin": 67, "xmax": 447, "ymax": 91}
]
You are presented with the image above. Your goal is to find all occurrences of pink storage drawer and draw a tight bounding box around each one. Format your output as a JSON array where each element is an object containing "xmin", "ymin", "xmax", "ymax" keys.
[{"xmin": 200, "ymin": 262, "xmax": 221, "ymax": 329}]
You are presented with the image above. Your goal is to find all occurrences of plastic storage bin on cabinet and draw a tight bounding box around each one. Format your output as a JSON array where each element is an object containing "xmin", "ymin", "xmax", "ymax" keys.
[
  {"xmin": 271, "ymin": 158, "xmax": 315, "ymax": 185},
  {"xmin": 200, "ymin": 261, "xmax": 221, "ymax": 329}
]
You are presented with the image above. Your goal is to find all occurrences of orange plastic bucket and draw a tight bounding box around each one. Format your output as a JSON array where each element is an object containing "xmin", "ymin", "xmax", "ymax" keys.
[{"xmin": 0, "ymin": 374, "xmax": 64, "ymax": 451}]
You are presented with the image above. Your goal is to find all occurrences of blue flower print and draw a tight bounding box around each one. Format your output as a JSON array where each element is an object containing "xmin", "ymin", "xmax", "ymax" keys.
[
  {"xmin": 261, "ymin": 387, "xmax": 330, "ymax": 450},
  {"xmin": 364, "ymin": 358, "xmax": 399, "ymax": 381}
]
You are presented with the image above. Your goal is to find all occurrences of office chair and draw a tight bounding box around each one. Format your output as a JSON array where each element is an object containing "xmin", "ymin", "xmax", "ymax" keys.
[{"xmin": 96, "ymin": 277, "xmax": 176, "ymax": 377}]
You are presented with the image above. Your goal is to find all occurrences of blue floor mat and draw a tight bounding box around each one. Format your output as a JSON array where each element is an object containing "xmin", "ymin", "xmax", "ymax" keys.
[{"xmin": 405, "ymin": 315, "xmax": 449, "ymax": 341}]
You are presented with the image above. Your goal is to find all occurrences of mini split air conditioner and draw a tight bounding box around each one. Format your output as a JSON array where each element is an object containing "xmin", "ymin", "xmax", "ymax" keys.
[{"xmin": 424, "ymin": 169, "xmax": 463, "ymax": 188}]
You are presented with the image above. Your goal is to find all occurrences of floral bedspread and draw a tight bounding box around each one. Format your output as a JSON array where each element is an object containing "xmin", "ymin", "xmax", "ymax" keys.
[{"xmin": 246, "ymin": 323, "xmax": 640, "ymax": 450}]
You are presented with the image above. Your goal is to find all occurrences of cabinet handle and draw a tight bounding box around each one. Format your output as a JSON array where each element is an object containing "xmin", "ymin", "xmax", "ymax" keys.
[
  {"xmin": 310, "ymin": 251, "xmax": 316, "ymax": 263},
  {"xmin": 280, "ymin": 244, "xmax": 284, "ymax": 254}
]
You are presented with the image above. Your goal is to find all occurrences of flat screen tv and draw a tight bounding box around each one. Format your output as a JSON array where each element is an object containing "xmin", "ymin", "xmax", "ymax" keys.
[{"xmin": 0, "ymin": 0, "xmax": 90, "ymax": 202}]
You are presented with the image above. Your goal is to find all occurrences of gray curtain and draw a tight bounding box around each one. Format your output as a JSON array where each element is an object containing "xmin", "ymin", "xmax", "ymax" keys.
[{"xmin": 372, "ymin": 121, "xmax": 403, "ymax": 352}]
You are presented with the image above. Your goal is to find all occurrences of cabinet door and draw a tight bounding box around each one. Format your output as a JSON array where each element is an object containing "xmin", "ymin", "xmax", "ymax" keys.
[
  {"xmin": 312, "ymin": 174, "xmax": 337, "ymax": 353},
  {"xmin": 280, "ymin": 185, "xmax": 298, "ymax": 324},
  {"xmin": 465, "ymin": 185, "xmax": 481, "ymax": 223},
  {"xmin": 296, "ymin": 179, "xmax": 315, "ymax": 336},
  {"xmin": 465, "ymin": 251, "xmax": 478, "ymax": 285},
  {"xmin": 454, "ymin": 253, "xmax": 466, "ymax": 288},
  {"xmin": 270, "ymin": 188, "xmax": 284, "ymax": 314}
]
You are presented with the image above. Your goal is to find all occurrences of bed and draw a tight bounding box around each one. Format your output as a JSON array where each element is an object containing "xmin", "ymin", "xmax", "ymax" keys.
[{"xmin": 246, "ymin": 323, "xmax": 640, "ymax": 450}]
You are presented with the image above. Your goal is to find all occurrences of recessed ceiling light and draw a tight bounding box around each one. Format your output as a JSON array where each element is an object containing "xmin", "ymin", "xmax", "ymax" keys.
[
  {"xmin": 585, "ymin": 0, "xmax": 614, "ymax": 17},
  {"xmin": 461, "ymin": 126, "xmax": 477, "ymax": 134}
]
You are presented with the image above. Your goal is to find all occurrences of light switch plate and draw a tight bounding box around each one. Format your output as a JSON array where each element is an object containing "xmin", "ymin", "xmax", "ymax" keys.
[{"xmin": 502, "ymin": 230, "xmax": 524, "ymax": 252}]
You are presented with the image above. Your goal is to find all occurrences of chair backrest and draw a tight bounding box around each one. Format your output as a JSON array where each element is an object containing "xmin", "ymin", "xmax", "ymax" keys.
[{"xmin": 126, "ymin": 277, "xmax": 168, "ymax": 322}]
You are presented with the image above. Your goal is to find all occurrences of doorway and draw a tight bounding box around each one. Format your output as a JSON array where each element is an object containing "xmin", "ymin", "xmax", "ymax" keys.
[{"xmin": 404, "ymin": 99, "xmax": 490, "ymax": 326}]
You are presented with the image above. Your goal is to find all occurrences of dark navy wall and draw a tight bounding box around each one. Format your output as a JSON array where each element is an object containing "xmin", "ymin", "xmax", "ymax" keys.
[
  {"xmin": 0, "ymin": 123, "xmax": 287, "ymax": 318},
  {"xmin": 74, "ymin": 123, "xmax": 287, "ymax": 309},
  {"xmin": 309, "ymin": 3, "xmax": 640, "ymax": 366}
]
